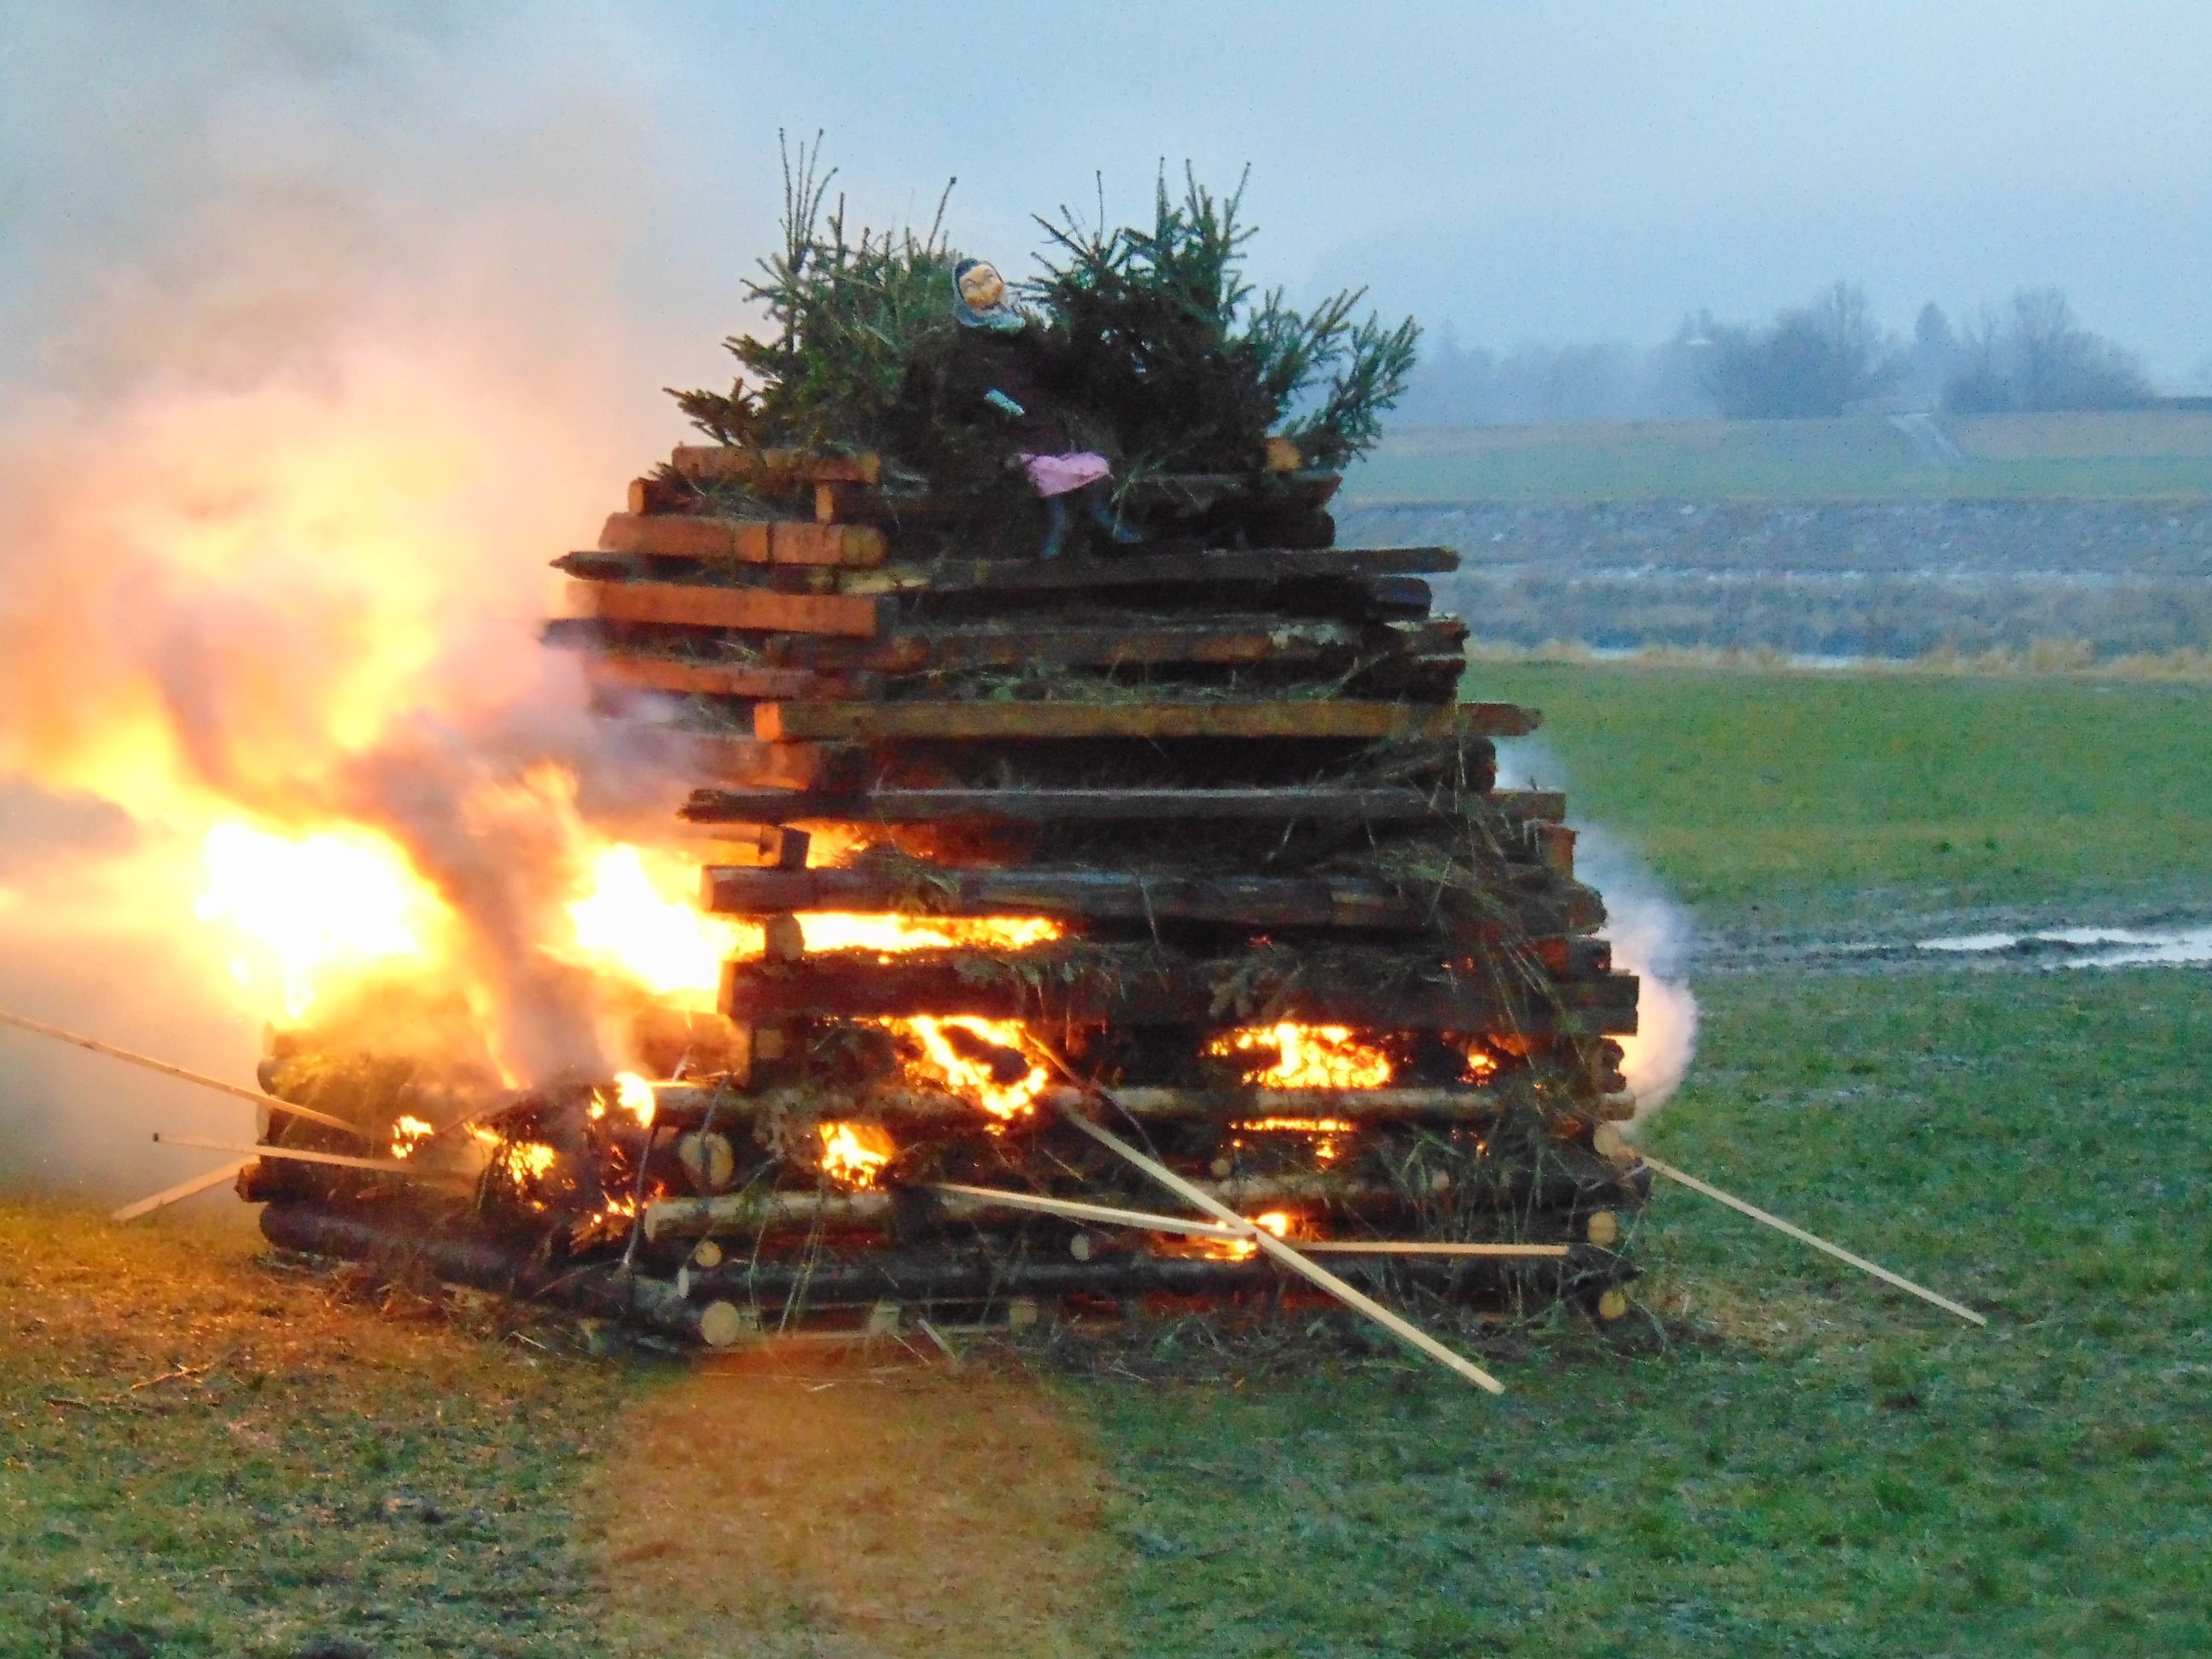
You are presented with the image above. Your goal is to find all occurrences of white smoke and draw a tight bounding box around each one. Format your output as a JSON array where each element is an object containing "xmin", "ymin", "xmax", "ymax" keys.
[
  {"xmin": 0, "ymin": 4, "xmax": 730, "ymax": 1196},
  {"xmin": 1496, "ymin": 741, "xmax": 1702, "ymax": 1115}
]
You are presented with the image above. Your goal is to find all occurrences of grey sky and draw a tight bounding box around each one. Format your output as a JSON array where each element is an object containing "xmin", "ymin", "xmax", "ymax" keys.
[{"xmin": 3, "ymin": 1, "xmax": 2208, "ymax": 389}]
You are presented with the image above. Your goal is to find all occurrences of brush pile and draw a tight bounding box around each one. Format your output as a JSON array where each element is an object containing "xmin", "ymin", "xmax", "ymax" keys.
[{"xmin": 247, "ymin": 159, "xmax": 1646, "ymax": 1348}]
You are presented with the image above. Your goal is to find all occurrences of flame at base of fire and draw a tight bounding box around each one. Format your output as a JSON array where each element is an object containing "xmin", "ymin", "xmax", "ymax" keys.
[
  {"xmin": 818, "ymin": 1121, "xmax": 896, "ymax": 1188},
  {"xmin": 887, "ymin": 1015, "xmax": 1051, "ymax": 1121},
  {"xmin": 1208, "ymin": 1022, "xmax": 1393, "ymax": 1090}
]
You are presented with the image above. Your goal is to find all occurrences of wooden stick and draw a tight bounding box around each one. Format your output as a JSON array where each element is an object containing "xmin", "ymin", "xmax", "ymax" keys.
[
  {"xmin": 1056, "ymin": 1108, "xmax": 1506, "ymax": 1392},
  {"xmin": 928, "ymin": 1182, "xmax": 1246, "ymax": 1239},
  {"xmin": 927, "ymin": 1185, "xmax": 1570, "ymax": 1257},
  {"xmin": 1636, "ymin": 1152, "xmax": 1987, "ymax": 1327},
  {"xmin": 150, "ymin": 1132, "xmax": 464, "ymax": 1183},
  {"xmin": 0, "ymin": 1007, "xmax": 365, "ymax": 1138},
  {"xmin": 1301, "ymin": 1241, "xmax": 1572, "ymax": 1258},
  {"xmin": 108, "ymin": 1158, "xmax": 256, "ymax": 1223}
]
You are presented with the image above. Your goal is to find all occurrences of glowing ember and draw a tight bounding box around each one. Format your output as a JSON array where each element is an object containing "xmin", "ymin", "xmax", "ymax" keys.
[
  {"xmin": 818, "ymin": 1121, "xmax": 895, "ymax": 1188},
  {"xmin": 1208, "ymin": 1208, "xmax": 1298, "ymax": 1260},
  {"xmin": 1208, "ymin": 1022, "xmax": 1392, "ymax": 1090},
  {"xmin": 498, "ymin": 1140, "xmax": 560, "ymax": 1183},
  {"xmin": 193, "ymin": 821, "xmax": 444, "ymax": 1019},
  {"xmin": 1232, "ymin": 1114, "xmax": 1355, "ymax": 1164},
  {"xmin": 1465, "ymin": 1046, "xmax": 1499, "ymax": 1080},
  {"xmin": 800, "ymin": 913, "xmax": 1062, "ymax": 954},
  {"xmin": 891, "ymin": 1015, "xmax": 1051, "ymax": 1121},
  {"xmin": 389, "ymin": 1115, "xmax": 435, "ymax": 1159},
  {"xmin": 1233, "ymin": 1116, "xmax": 1356, "ymax": 1135}
]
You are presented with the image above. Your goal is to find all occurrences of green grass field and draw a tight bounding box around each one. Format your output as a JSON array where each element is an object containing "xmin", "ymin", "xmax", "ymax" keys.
[
  {"xmin": 1348, "ymin": 409, "xmax": 2212, "ymax": 502},
  {"xmin": 1465, "ymin": 662, "xmax": 2212, "ymax": 915},
  {"xmin": 4, "ymin": 667, "xmax": 2208, "ymax": 1655}
]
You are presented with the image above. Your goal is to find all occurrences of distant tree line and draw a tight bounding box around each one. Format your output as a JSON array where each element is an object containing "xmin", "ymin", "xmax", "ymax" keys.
[
  {"xmin": 1398, "ymin": 282, "xmax": 2155, "ymax": 426},
  {"xmin": 1390, "ymin": 323, "xmax": 1713, "ymax": 426}
]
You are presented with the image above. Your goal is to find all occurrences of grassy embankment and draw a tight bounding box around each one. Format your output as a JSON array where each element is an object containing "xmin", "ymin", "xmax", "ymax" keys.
[
  {"xmin": 3, "ymin": 667, "xmax": 2209, "ymax": 1655},
  {"xmin": 1349, "ymin": 408, "xmax": 2212, "ymax": 503}
]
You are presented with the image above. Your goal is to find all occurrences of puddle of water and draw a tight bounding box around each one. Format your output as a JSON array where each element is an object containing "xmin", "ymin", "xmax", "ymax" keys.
[{"xmin": 1916, "ymin": 924, "xmax": 2212, "ymax": 969}]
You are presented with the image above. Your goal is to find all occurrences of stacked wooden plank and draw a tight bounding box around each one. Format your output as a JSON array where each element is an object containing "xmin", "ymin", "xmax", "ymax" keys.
[{"xmin": 538, "ymin": 444, "xmax": 1645, "ymax": 1319}]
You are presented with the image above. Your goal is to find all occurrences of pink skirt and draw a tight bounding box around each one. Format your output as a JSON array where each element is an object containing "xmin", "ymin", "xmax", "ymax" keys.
[{"xmin": 1019, "ymin": 451, "xmax": 1112, "ymax": 498}]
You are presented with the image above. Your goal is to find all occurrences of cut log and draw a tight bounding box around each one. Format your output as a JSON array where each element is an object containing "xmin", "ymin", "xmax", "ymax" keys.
[
  {"xmin": 649, "ymin": 1082, "xmax": 1522, "ymax": 1128},
  {"xmin": 568, "ymin": 577, "xmax": 887, "ymax": 637},
  {"xmin": 670, "ymin": 445, "xmax": 882, "ymax": 486},
  {"xmin": 719, "ymin": 952, "xmax": 1640, "ymax": 1033},
  {"xmin": 752, "ymin": 700, "xmax": 1535, "ymax": 744},
  {"xmin": 679, "ymin": 783, "xmax": 1563, "ymax": 826},
  {"xmin": 598, "ymin": 513, "xmax": 888, "ymax": 568},
  {"xmin": 258, "ymin": 1203, "xmax": 746, "ymax": 1346},
  {"xmin": 702, "ymin": 865, "xmax": 1421, "ymax": 929},
  {"xmin": 835, "ymin": 544, "xmax": 1456, "ymax": 597}
]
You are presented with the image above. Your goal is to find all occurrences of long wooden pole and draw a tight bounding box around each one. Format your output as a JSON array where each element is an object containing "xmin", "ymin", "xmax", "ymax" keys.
[
  {"xmin": 0, "ymin": 1006, "xmax": 364, "ymax": 1138},
  {"xmin": 928, "ymin": 1184, "xmax": 1571, "ymax": 1257},
  {"xmin": 1636, "ymin": 1152, "xmax": 1988, "ymax": 1328},
  {"xmin": 928, "ymin": 1183, "xmax": 1246, "ymax": 1239},
  {"xmin": 1055, "ymin": 1109, "xmax": 1507, "ymax": 1393},
  {"xmin": 150, "ymin": 1132, "xmax": 464, "ymax": 1184},
  {"xmin": 109, "ymin": 1158, "xmax": 256, "ymax": 1224}
]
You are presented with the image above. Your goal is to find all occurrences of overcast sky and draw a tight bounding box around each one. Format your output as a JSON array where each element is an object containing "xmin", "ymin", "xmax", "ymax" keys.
[{"xmin": 4, "ymin": 0, "xmax": 2209, "ymax": 389}]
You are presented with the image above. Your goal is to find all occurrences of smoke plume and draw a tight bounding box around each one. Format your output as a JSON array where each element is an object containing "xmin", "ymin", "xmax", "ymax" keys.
[
  {"xmin": 0, "ymin": 5, "xmax": 721, "ymax": 1195},
  {"xmin": 1495, "ymin": 742, "xmax": 1703, "ymax": 1115}
]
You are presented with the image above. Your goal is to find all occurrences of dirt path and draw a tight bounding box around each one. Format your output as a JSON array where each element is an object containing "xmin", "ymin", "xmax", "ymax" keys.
[{"xmin": 584, "ymin": 1342, "xmax": 1128, "ymax": 1657}]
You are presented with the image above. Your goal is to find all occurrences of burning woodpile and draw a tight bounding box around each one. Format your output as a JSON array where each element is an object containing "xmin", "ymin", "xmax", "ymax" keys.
[
  {"xmin": 242, "ymin": 434, "xmax": 1647, "ymax": 1352},
  {"xmin": 135, "ymin": 158, "xmax": 1674, "ymax": 1371}
]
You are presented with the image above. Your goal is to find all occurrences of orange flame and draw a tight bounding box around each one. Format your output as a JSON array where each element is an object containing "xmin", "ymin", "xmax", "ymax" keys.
[
  {"xmin": 890, "ymin": 1015, "xmax": 1051, "ymax": 1121},
  {"xmin": 1207, "ymin": 1023, "xmax": 1392, "ymax": 1089},
  {"xmin": 818, "ymin": 1121, "xmax": 895, "ymax": 1188},
  {"xmin": 389, "ymin": 1115, "xmax": 435, "ymax": 1159},
  {"xmin": 194, "ymin": 821, "xmax": 446, "ymax": 1020}
]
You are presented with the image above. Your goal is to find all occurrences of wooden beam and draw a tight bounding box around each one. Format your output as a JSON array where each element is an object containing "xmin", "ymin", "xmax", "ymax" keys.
[
  {"xmin": 752, "ymin": 700, "xmax": 1535, "ymax": 744},
  {"xmin": 701, "ymin": 865, "xmax": 1419, "ymax": 928},
  {"xmin": 598, "ymin": 513, "xmax": 888, "ymax": 568},
  {"xmin": 0, "ymin": 1005, "xmax": 367, "ymax": 1138},
  {"xmin": 835, "ymin": 544, "xmax": 1457, "ymax": 597},
  {"xmin": 679, "ymin": 784, "xmax": 1562, "ymax": 825},
  {"xmin": 581, "ymin": 653, "xmax": 874, "ymax": 702},
  {"xmin": 569, "ymin": 578, "xmax": 886, "ymax": 637},
  {"xmin": 652, "ymin": 1082, "xmax": 1524, "ymax": 1126},
  {"xmin": 150, "ymin": 1132, "xmax": 467, "ymax": 1183},
  {"xmin": 719, "ymin": 953, "xmax": 1639, "ymax": 1033},
  {"xmin": 771, "ymin": 617, "xmax": 1394, "ymax": 672},
  {"xmin": 669, "ymin": 445, "xmax": 882, "ymax": 486},
  {"xmin": 110, "ymin": 1159, "xmax": 255, "ymax": 1223},
  {"xmin": 690, "ymin": 736, "xmax": 862, "ymax": 792}
]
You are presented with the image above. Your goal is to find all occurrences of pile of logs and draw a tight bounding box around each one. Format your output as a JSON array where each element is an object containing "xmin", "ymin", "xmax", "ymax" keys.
[{"xmin": 252, "ymin": 443, "xmax": 1647, "ymax": 1345}]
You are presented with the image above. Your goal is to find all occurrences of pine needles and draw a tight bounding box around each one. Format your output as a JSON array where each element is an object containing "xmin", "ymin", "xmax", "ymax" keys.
[{"xmin": 670, "ymin": 143, "xmax": 1419, "ymax": 491}]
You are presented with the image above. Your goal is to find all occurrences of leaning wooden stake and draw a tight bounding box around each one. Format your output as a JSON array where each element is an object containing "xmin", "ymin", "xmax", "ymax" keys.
[
  {"xmin": 110, "ymin": 1158, "xmax": 256, "ymax": 1223},
  {"xmin": 928, "ymin": 1184, "xmax": 1573, "ymax": 1257},
  {"xmin": 1028, "ymin": 1074, "xmax": 1507, "ymax": 1393},
  {"xmin": 151, "ymin": 1132, "xmax": 466, "ymax": 1185},
  {"xmin": 1635, "ymin": 1151, "xmax": 1988, "ymax": 1328},
  {"xmin": 0, "ymin": 1006, "xmax": 364, "ymax": 1138}
]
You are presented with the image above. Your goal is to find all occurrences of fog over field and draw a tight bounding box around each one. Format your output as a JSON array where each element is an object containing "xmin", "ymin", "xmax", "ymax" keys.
[{"xmin": 3, "ymin": 3, "xmax": 2209, "ymax": 394}]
